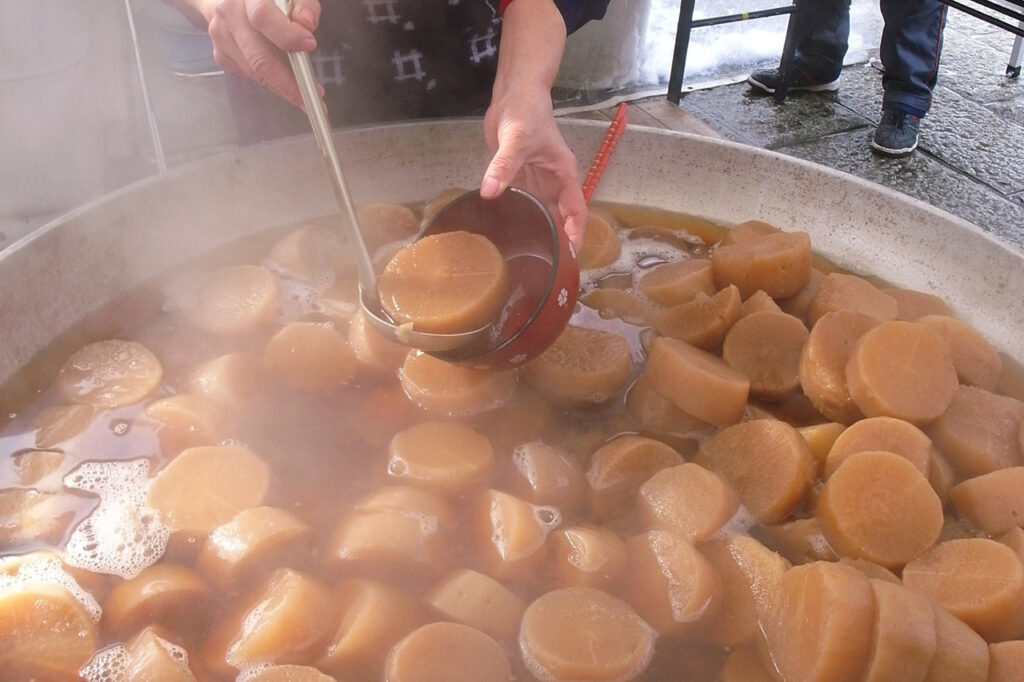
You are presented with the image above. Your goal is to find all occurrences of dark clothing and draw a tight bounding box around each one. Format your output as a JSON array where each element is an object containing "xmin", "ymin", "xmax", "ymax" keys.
[
  {"xmin": 791, "ymin": 0, "xmax": 947, "ymax": 116},
  {"xmin": 231, "ymin": 0, "xmax": 610, "ymax": 143}
]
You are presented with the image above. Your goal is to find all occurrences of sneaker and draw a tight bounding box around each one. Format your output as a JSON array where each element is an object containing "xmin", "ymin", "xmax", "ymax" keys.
[
  {"xmin": 747, "ymin": 66, "xmax": 841, "ymax": 94},
  {"xmin": 871, "ymin": 109, "xmax": 920, "ymax": 156}
]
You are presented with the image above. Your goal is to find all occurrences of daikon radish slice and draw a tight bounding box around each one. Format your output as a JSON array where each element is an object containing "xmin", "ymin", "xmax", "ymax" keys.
[
  {"xmin": 519, "ymin": 586, "xmax": 656, "ymax": 682},
  {"xmin": 469, "ymin": 489, "xmax": 559, "ymax": 583},
  {"xmin": 267, "ymin": 223, "xmax": 353, "ymax": 281},
  {"xmin": 148, "ymin": 444, "xmax": 270, "ymax": 536},
  {"xmin": 197, "ymin": 506, "xmax": 311, "ymax": 590},
  {"xmin": 797, "ymin": 422, "xmax": 845, "ymax": 474},
  {"xmin": 262, "ymin": 321, "xmax": 357, "ymax": 392},
  {"xmin": 385, "ymin": 622, "xmax": 510, "ymax": 682},
  {"xmin": 695, "ymin": 419, "xmax": 815, "ymax": 523},
  {"xmin": 103, "ymin": 563, "xmax": 212, "ymax": 636},
  {"xmin": 644, "ymin": 336, "xmax": 750, "ymax": 427},
  {"xmin": 817, "ymin": 450, "xmax": 943, "ymax": 568},
  {"xmin": 0, "ymin": 580, "xmax": 97, "ymax": 681},
  {"xmin": 387, "ymin": 421, "xmax": 495, "ymax": 497},
  {"xmin": 918, "ymin": 314, "xmax": 1002, "ymax": 390},
  {"xmin": 425, "ymin": 568, "xmax": 526, "ymax": 643},
  {"xmin": 926, "ymin": 385, "xmax": 1024, "ymax": 477},
  {"xmin": 765, "ymin": 560, "xmax": 876, "ymax": 682},
  {"xmin": 638, "ymin": 463, "xmax": 739, "ymax": 542},
  {"xmin": 185, "ymin": 264, "xmax": 280, "ymax": 335},
  {"xmin": 777, "ymin": 268, "xmax": 825, "ymax": 325},
  {"xmin": 507, "ymin": 440, "xmax": 585, "ymax": 514},
  {"xmin": 883, "ymin": 286, "xmax": 952, "ymax": 321},
  {"xmin": 144, "ymin": 393, "xmax": 225, "ymax": 456},
  {"xmin": 923, "ymin": 604, "xmax": 990, "ymax": 682},
  {"xmin": 124, "ymin": 627, "xmax": 198, "ymax": 682},
  {"xmin": 621, "ymin": 530, "xmax": 722, "ymax": 636},
  {"xmin": 654, "ymin": 284, "xmax": 742, "ymax": 351},
  {"xmin": 752, "ymin": 517, "xmax": 838, "ymax": 565},
  {"xmin": 317, "ymin": 578, "xmax": 427, "ymax": 676},
  {"xmin": 799, "ymin": 311, "xmax": 879, "ymax": 424},
  {"xmin": 577, "ymin": 214, "xmax": 622, "ymax": 270},
  {"xmin": 699, "ymin": 534, "xmax": 790, "ymax": 648},
  {"xmin": 57, "ymin": 339, "xmax": 163, "ymax": 408},
  {"xmin": 723, "ymin": 309, "xmax": 809, "ymax": 400},
  {"xmin": 545, "ymin": 524, "xmax": 627, "ymax": 591},
  {"xmin": 720, "ymin": 219, "xmax": 780, "ymax": 246},
  {"xmin": 711, "ymin": 231, "xmax": 812, "ymax": 299},
  {"xmin": 846, "ymin": 321, "xmax": 958, "ymax": 426},
  {"xmin": 378, "ymin": 231, "xmax": 509, "ymax": 335},
  {"xmin": 625, "ymin": 373, "xmax": 713, "ymax": 439},
  {"xmin": 327, "ymin": 488, "xmax": 453, "ymax": 582},
  {"xmin": 400, "ymin": 350, "xmax": 516, "ymax": 417},
  {"xmin": 347, "ymin": 309, "xmax": 409, "ymax": 376},
  {"xmin": 33, "ymin": 403, "xmax": 94, "ymax": 448},
  {"xmin": 740, "ymin": 289, "xmax": 783, "ymax": 316},
  {"xmin": 209, "ymin": 569, "xmax": 335, "ymax": 673},
  {"xmin": 637, "ymin": 258, "xmax": 715, "ymax": 306},
  {"xmin": 188, "ymin": 352, "xmax": 264, "ymax": 411},
  {"xmin": 950, "ymin": 467, "xmax": 1024, "ymax": 535},
  {"xmin": 808, "ymin": 272, "xmax": 898, "ymax": 326},
  {"xmin": 824, "ymin": 415, "xmax": 932, "ymax": 479},
  {"xmin": 862, "ymin": 579, "xmax": 937, "ymax": 682},
  {"xmin": 903, "ymin": 538, "xmax": 1024, "ymax": 642},
  {"xmin": 586, "ymin": 434, "xmax": 684, "ymax": 521},
  {"xmin": 356, "ymin": 201, "xmax": 420, "ymax": 253},
  {"xmin": 523, "ymin": 326, "xmax": 633, "ymax": 406},
  {"xmin": 579, "ymin": 288, "xmax": 657, "ymax": 326},
  {"xmin": 11, "ymin": 447, "xmax": 65, "ymax": 485}
]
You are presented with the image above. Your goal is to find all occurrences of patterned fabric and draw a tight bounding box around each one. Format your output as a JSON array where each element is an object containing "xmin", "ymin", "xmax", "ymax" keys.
[
  {"xmin": 313, "ymin": 0, "xmax": 503, "ymax": 124},
  {"xmin": 229, "ymin": 0, "xmax": 610, "ymax": 140},
  {"xmin": 310, "ymin": 0, "xmax": 610, "ymax": 125}
]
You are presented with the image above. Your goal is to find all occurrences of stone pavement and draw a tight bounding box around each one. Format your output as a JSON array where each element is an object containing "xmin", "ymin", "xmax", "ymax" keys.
[{"xmin": 573, "ymin": 9, "xmax": 1024, "ymax": 255}]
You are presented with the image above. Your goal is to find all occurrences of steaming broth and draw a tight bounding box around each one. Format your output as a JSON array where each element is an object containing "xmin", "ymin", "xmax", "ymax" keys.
[{"xmin": 1, "ymin": 197, "xmax": 1023, "ymax": 681}]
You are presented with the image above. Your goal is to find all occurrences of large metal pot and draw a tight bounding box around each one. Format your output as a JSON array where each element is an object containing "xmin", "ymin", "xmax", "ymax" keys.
[{"xmin": 1, "ymin": 119, "xmax": 1022, "ymax": 389}]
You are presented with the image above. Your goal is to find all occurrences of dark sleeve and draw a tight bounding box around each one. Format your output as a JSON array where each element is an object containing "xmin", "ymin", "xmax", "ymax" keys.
[
  {"xmin": 499, "ymin": 0, "xmax": 612, "ymax": 35},
  {"xmin": 553, "ymin": 0, "xmax": 612, "ymax": 33}
]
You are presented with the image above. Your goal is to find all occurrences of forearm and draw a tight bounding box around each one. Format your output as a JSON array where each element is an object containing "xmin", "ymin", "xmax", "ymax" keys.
[{"xmin": 493, "ymin": 0, "xmax": 568, "ymax": 106}]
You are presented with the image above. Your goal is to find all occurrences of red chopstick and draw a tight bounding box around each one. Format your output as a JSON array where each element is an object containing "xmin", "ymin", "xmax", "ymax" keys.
[{"xmin": 581, "ymin": 102, "xmax": 628, "ymax": 203}]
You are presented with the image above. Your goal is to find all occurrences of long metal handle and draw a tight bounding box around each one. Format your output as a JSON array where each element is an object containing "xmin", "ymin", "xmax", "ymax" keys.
[{"xmin": 273, "ymin": 0, "xmax": 377, "ymax": 296}]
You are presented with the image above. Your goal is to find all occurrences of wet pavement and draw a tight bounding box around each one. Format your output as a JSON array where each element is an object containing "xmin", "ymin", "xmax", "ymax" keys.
[{"xmin": 580, "ymin": 9, "xmax": 1024, "ymax": 255}]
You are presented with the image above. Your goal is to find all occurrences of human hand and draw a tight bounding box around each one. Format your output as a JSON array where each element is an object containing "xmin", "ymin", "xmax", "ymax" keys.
[
  {"xmin": 482, "ymin": 91, "xmax": 587, "ymax": 253},
  {"xmin": 192, "ymin": 0, "xmax": 323, "ymax": 108},
  {"xmin": 481, "ymin": 0, "xmax": 586, "ymax": 252}
]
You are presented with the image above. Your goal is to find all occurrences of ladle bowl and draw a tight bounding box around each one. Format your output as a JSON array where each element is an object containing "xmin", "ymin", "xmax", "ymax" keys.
[
  {"xmin": 276, "ymin": 0, "xmax": 576, "ymax": 365},
  {"xmin": 410, "ymin": 187, "xmax": 580, "ymax": 370}
]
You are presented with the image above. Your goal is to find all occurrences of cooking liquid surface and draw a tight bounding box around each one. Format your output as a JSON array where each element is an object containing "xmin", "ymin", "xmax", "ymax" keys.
[{"xmin": 1, "ymin": 200, "xmax": 1023, "ymax": 681}]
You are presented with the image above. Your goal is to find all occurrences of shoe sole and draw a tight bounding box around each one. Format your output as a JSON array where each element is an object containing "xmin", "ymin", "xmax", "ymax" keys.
[
  {"xmin": 870, "ymin": 138, "xmax": 919, "ymax": 156},
  {"xmin": 747, "ymin": 74, "xmax": 841, "ymax": 95}
]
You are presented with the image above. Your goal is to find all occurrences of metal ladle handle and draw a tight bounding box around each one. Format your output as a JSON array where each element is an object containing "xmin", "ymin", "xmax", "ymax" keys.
[{"xmin": 273, "ymin": 0, "xmax": 377, "ymax": 298}]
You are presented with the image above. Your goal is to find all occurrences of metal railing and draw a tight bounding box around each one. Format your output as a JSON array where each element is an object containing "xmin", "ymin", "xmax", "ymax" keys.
[{"xmin": 667, "ymin": 0, "xmax": 801, "ymax": 104}]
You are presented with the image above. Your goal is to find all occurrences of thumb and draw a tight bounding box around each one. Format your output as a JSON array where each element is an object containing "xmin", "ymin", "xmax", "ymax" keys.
[
  {"xmin": 291, "ymin": 0, "xmax": 321, "ymax": 32},
  {"xmin": 480, "ymin": 144, "xmax": 522, "ymax": 199}
]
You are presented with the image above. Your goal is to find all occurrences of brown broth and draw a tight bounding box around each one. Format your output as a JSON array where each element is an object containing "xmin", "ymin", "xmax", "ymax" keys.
[{"xmin": 1, "ymin": 201, "xmax": 1021, "ymax": 681}]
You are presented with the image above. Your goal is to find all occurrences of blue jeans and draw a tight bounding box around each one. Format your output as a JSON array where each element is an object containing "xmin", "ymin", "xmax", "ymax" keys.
[{"xmin": 791, "ymin": 0, "xmax": 948, "ymax": 116}]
